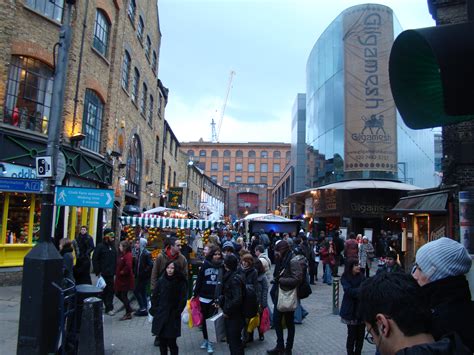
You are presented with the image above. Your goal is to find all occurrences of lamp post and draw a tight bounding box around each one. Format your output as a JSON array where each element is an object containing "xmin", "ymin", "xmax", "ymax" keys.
[
  {"xmin": 185, "ymin": 160, "xmax": 194, "ymax": 210},
  {"xmin": 17, "ymin": 1, "xmax": 75, "ymax": 353}
]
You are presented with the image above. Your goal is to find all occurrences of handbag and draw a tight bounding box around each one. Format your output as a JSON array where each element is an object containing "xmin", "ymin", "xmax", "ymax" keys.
[
  {"xmin": 206, "ymin": 312, "xmax": 225, "ymax": 343},
  {"xmin": 277, "ymin": 286, "xmax": 298, "ymax": 312}
]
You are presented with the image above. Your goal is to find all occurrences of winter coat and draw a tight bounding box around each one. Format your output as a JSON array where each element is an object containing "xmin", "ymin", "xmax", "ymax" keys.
[
  {"xmin": 60, "ymin": 246, "xmax": 75, "ymax": 282},
  {"xmin": 238, "ymin": 266, "xmax": 259, "ymax": 318},
  {"xmin": 193, "ymin": 259, "xmax": 223, "ymax": 300},
  {"xmin": 150, "ymin": 247, "xmax": 188, "ymax": 291},
  {"xmin": 257, "ymin": 273, "xmax": 269, "ymax": 309},
  {"xmin": 258, "ymin": 253, "xmax": 272, "ymax": 281},
  {"xmin": 276, "ymin": 251, "xmax": 303, "ymax": 292},
  {"xmin": 395, "ymin": 332, "xmax": 471, "ymax": 355},
  {"xmin": 344, "ymin": 239, "xmax": 358, "ymax": 259},
  {"xmin": 358, "ymin": 242, "xmax": 375, "ymax": 267},
  {"xmin": 92, "ymin": 242, "xmax": 117, "ymax": 276},
  {"xmin": 220, "ymin": 270, "xmax": 244, "ymax": 317},
  {"xmin": 376, "ymin": 262, "xmax": 402, "ymax": 274},
  {"xmin": 72, "ymin": 234, "xmax": 94, "ymax": 284},
  {"xmin": 421, "ymin": 275, "xmax": 474, "ymax": 352},
  {"xmin": 339, "ymin": 272, "xmax": 365, "ymax": 322},
  {"xmin": 320, "ymin": 244, "xmax": 336, "ymax": 266},
  {"xmin": 114, "ymin": 251, "xmax": 134, "ymax": 292},
  {"xmin": 134, "ymin": 248, "xmax": 153, "ymax": 281},
  {"xmin": 150, "ymin": 272, "xmax": 187, "ymax": 338}
]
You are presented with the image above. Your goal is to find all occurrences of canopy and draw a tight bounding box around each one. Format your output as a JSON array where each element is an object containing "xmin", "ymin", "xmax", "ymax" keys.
[
  {"xmin": 120, "ymin": 216, "xmax": 220, "ymax": 229},
  {"xmin": 392, "ymin": 191, "xmax": 449, "ymax": 213},
  {"xmin": 242, "ymin": 213, "xmax": 296, "ymax": 222}
]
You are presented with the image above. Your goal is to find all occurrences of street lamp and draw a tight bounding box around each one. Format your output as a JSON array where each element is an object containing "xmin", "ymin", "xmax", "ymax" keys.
[
  {"xmin": 18, "ymin": 1, "xmax": 75, "ymax": 353},
  {"xmin": 185, "ymin": 160, "xmax": 194, "ymax": 210}
]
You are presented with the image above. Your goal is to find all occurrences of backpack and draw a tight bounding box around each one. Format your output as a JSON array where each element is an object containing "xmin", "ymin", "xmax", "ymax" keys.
[{"xmin": 292, "ymin": 254, "xmax": 312, "ymax": 300}]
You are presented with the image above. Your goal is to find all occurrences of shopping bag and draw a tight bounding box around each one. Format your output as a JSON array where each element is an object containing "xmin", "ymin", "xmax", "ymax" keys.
[
  {"xmin": 95, "ymin": 275, "xmax": 106, "ymax": 289},
  {"xmin": 187, "ymin": 300, "xmax": 193, "ymax": 328},
  {"xmin": 147, "ymin": 299, "xmax": 153, "ymax": 323},
  {"xmin": 190, "ymin": 297, "xmax": 203, "ymax": 327},
  {"xmin": 247, "ymin": 313, "xmax": 260, "ymax": 333},
  {"xmin": 259, "ymin": 307, "xmax": 271, "ymax": 334},
  {"xmin": 206, "ymin": 312, "xmax": 225, "ymax": 343},
  {"xmin": 181, "ymin": 306, "xmax": 189, "ymax": 325}
]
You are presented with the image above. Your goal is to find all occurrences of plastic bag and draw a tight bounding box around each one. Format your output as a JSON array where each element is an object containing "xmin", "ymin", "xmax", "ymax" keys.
[
  {"xmin": 247, "ymin": 313, "xmax": 260, "ymax": 333},
  {"xmin": 147, "ymin": 299, "xmax": 153, "ymax": 323},
  {"xmin": 95, "ymin": 275, "xmax": 106, "ymax": 289},
  {"xmin": 187, "ymin": 300, "xmax": 193, "ymax": 328},
  {"xmin": 190, "ymin": 297, "xmax": 203, "ymax": 327},
  {"xmin": 181, "ymin": 306, "xmax": 189, "ymax": 324},
  {"xmin": 259, "ymin": 307, "xmax": 271, "ymax": 334}
]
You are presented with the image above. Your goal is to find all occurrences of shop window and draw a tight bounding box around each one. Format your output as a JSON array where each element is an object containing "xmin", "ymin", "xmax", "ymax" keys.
[
  {"xmin": 4, "ymin": 56, "xmax": 53, "ymax": 134},
  {"xmin": 127, "ymin": 0, "xmax": 136, "ymax": 23},
  {"xmin": 121, "ymin": 51, "xmax": 131, "ymax": 91},
  {"xmin": 0, "ymin": 193, "xmax": 41, "ymax": 244},
  {"xmin": 131, "ymin": 68, "xmax": 140, "ymax": 103},
  {"xmin": 26, "ymin": 0, "xmax": 64, "ymax": 22},
  {"xmin": 93, "ymin": 10, "xmax": 110, "ymax": 57},
  {"xmin": 82, "ymin": 89, "xmax": 104, "ymax": 153},
  {"xmin": 126, "ymin": 134, "xmax": 142, "ymax": 195}
]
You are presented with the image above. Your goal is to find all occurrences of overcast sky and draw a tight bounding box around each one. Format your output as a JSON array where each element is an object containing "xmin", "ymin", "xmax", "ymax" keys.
[{"xmin": 158, "ymin": 0, "xmax": 435, "ymax": 144}]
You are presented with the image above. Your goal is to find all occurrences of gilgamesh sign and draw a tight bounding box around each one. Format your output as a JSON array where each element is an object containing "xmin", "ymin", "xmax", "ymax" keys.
[{"xmin": 343, "ymin": 5, "xmax": 397, "ymax": 173}]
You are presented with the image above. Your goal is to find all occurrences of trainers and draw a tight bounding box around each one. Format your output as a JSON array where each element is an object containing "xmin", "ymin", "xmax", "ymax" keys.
[
  {"xmin": 207, "ymin": 342, "xmax": 214, "ymax": 353},
  {"xmin": 106, "ymin": 310, "xmax": 115, "ymax": 316},
  {"xmin": 200, "ymin": 340, "xmax": 208, "ymax": 349}
]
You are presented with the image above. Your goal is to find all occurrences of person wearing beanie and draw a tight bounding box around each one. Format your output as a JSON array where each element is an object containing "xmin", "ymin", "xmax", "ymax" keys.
[
  {"xmin": 413, "ymin": 237, "xmax": 474, "ymax": 351},
  {"xmin": 133, "ymin": 237, "xmax": 153, "ymax": 316}
]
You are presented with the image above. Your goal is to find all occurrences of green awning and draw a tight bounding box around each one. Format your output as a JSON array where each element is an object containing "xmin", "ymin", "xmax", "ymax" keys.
[
  {"xmin": 120, "ymin": 216, "xmax": 220, "ymax": 229},
  {"xmin": 392, "ymin": 192, "xmax": 448, "ymax": 213}
]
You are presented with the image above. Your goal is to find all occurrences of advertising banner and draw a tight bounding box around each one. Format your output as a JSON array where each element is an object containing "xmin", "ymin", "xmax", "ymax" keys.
[
  {"xmin": 343, "ymin": 5, "xmax": 397, "ymax": 173},
  {"xmin": 459, "ymin": 191, "xmax": 474, "ymax": 254},
  {"xmin": 168, "ymin": 187, "xmax": 183, "ymax": 208}
]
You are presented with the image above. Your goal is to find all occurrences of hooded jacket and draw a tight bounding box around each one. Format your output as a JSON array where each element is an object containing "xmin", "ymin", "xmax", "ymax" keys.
[
  {"xmin": 134, "ymin": 238, "xmax": 153, "ymax": 281},
  {"xmin": 220, "ymin": 269, "xmax": 244, "ymax": 317},
  {"xmin": 193, "ymin": 259, "xmax": 223, "ymax": 300},
  {"xmin": 150, "ymin": 247, "xmax": 188, "ymax": 291}
]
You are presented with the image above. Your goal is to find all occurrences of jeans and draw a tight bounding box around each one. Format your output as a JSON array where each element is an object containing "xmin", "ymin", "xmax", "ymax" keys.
[
  {"xmin": 224, "ymin": 315, "xmax": 244, "ymax": 355},
  {"xmin": 133, "ymin": 278, "xmax": 149, "ymax": 311},
  {"xmin": 273, "ymin": 305, "xmax": 295, "ymax": 350},
  {"xmin": 346, "ymin": 323, "xmax": 365, "ymax": 355},
  {"xmin": 159, "ymin": 336, "xmax": 178, "ymax": 355},
  {"xmin": 294, "ymin": 300, "xmax": 308, "ymax": 323},
  {"xmin": 323, "ymin": 263, "xmax": 333, "ymax": 285}
]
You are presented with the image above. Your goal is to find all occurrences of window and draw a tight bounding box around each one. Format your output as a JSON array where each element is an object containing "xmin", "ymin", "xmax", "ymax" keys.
[
  {"xmin": 274, "ymin": 151, "xmax": 281, "ymax": 158},
  {"xmin": 261, "ymin": 150, "xmax": 268, "ymax": 158},
  {"xmin": 26, "ymin": 0, "xmax": 64, "ymax": 22},
  {"xmin": 197, "ymin": 162, "xmax": 205, "ymax": 171},
  {"xmin": 154, "ymin": 136, "xmax": 160, "ymax": 162},
  {"xmin": 260, "ymin": 176, "xmax": 267, "ymax": 184},
  {"xmin": 260, "ymin": 163, "xmax": 268, "ymax": 173},
  {"xmin": 127, "ymin": 0, "xmax": 136, "ymax": 23},
  {"xmin": 93, "ymin": 10, "xmax": 110, "ymax": 56},
  {"xmin": 121, "ymin": 51, "xmax": 131, "ymax": 90},
  {"xmin": 157, "ymin": 92, "xmax": 163, "ymax": 116},
  {"xmin": 4, "ymin": 56, "xmax": 53, "ymax": 134},
  {"xmin": 82, "ymin": 89, "xmax": 104, "ymax": 152},
  {"xmin": 152, "ymin": 51, "xmax": 157, "ymax": 74},
  {"xmin": 199, "ymin": 150, "xmax": 206, "ymax": 157},
  {"xmin": 236, "ymin": 163, "xmax": 242, "ymax": 172},
  {"xmin": 235, "ymin": 176, "xmax": 242, "ymax": 183},
  {"xmin": 211, "ymin": 162, "xmax": 218, "ymax": 171},
  {"xmin": 137, "ymin": 16, "xmax": 144, "ymax": 43},
  {"xmin": 145, "ymin": 36, "xmax": 151, "ymax": 60},
  {"xmin": 223, "ymin": 176, "xmax": 230, "ymax": 184},
  {"xmin": 248, "ymin": 176, "xmax": 255, "ymax": 183},
  {"xmin": 174, "ymin": 144, "xmax": 178, "ymax": 159},
  {"xmin": 140, "ymin": 83, "xmax": 148, "ymax": 115},
  {"xmin": 148, "ymin": 95, "xmax": 154, "ymax": 124},
  {"xmin": 236, "ymin": 150, "xmax": 243, "ymax": 158},
  {"xmin": 211, "ymin": 150, "xmax": 219, "ymax": 157},
  {"xmin": 187, "ymin": 150, "xmax": 194, "ymax": 157},
  {"xmin": 223, "ymin": 150, "xmax": 231, "ymax": 157},
  {"xmin": 272, "ymin": 176, "xmax": 279, "ymax": 185},
  {"xmin": 248, "ymin": 163, "xmax": 255, "ymax": 172},
  {"xmin": 173, "ymin": 171, "xmax": 177, "ymax": 187},
  {"xmin": 211, "ymin": 175, "xmax": 217, "ymax": 182},
  {"xmin": 223, "ymin": 163, "xmax": 230, "ymax": 171},
  {"xmin": 131, "ymin": 68, "xmax": 139, "ymax": 103},
  {"xmin": 273, "ymin": 163, "xmax": 280, "ymax": 173},
  {"xmin": 248, "ymin": 150, "xmax": 256, "ymax": 158},
  {"xmin": 286, "ymin": 151, "xmax": 291, "ymax": 160}
]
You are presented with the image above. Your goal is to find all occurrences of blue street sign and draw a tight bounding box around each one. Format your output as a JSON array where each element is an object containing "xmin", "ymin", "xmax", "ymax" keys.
[
  {"xmin": 0, "ymin": 178, "xmax": 43, "ymax": 193},
  {"xmin": 55, "ymin": 186, "xmax": 114, "ymax": 209}
]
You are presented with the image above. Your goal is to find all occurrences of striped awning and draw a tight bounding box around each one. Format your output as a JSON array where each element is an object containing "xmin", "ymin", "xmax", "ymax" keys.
[{"xmin": 120, "ymin": 216, "xmax": 220, "ymax": 229}]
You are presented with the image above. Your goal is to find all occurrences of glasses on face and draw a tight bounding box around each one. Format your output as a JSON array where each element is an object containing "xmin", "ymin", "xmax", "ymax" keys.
[
  {"xmin": 365, "ymin": 326, "xmax": 375, "ymax": 345},
  {"xmin": 411, "ymin": 262, "xmax": 421, "ymax": 274}
]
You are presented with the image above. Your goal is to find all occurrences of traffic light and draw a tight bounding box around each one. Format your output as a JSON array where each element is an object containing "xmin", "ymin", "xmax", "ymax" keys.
[{"xmin": 389, "ymin": 22, "xmax": 474, "ymax": 129}]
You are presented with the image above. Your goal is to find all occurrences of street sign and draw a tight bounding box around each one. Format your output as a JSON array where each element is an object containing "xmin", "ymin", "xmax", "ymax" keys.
[
  {"xmin": 36, "ymin": 156, "xmax": 52, "ymax": 178},
  {"xmin": 0, "ymin": 178, "xmax": 43, "ymax": 193},
  {"xmin": 55, "ymin": 186, "xmax": 114, "ymax": 208},
  {"xmin": 0, "ymin": 162, "xmax": 37, "ymax": 179}
]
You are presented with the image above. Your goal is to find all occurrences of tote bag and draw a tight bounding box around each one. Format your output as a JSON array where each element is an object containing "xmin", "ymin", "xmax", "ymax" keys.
[{"xmin": 276, "ymin": 286, "xmax": 298, "ymax": 312}]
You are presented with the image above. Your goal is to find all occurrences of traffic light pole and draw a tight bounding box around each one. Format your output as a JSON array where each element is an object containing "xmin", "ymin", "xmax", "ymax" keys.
[{"xmin": 17, "ymin": 1, "xmax": 75, "ymax": 353}]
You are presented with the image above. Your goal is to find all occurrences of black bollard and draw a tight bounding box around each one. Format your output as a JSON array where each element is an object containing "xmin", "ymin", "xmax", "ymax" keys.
[{"xmin": 77, "ymin": 297, "xmax": 104, "ymax": 355}]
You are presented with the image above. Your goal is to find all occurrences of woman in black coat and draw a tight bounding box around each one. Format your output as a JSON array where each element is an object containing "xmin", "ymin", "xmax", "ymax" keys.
[
  {"xmin": 340, "ymin": 258, "xmax": 365, "ymax": 355},
  {"xmin": 150, "ymin": 261, "xmax": 187, "ymax": 355}
]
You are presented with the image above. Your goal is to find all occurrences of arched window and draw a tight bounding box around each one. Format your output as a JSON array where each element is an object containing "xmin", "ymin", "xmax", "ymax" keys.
[
  {"xmin": 148, "ymin": 94, "xmax": 154, "ymax": 124},
  {"xmin": 248, "ymin": 150, "xmax": 256, "ymax": 158},
  {"xmin": 145, "ymin": 36, "xmax": 151, "ymax": 59},
  {"xmin": 261, "ymin": 150, "xmax": 268, "ymax": 158},
  {"xmin": 26, "ymin": 0, "xmax": 64, "ymax": 22},
  {"xmin": 127, "ymin": 0, "xmax": 136, "ymax": 22},
  {"xmin": 126, "ymin": 134, "xmax": 142, "ymax": 196},
  {"xmin": 4, "ymin": 56, "xmax": 53, "ymax": 133},
  {"xmin": 152, "ymin": 51, "xmax": 157, "ymax": 74},
  {"xmin": 131, "ymin": 68, "xmax": 140, "ymax": 103},
  {"xmin": 236, "ymin": 150, "xmax": 243, "ymax": 158},
  {"xmin": 137, "ymin": 16, "xmax": 144, "ymax": 43},
  {"xmin": 93, "ymin": 10, "xmax": 110, "ymax": 56},
  {"xmin": 199, "ymin": 150, "xmax": 206, "ymax": 157},
  {"xmin": 140, "ymin": 82, "xmax": 148, "ymax": 115},
  {"xmin": 187, "ymin": 150, "xmax": 195, "ymax": 157},
  {"xmin": 223, "ymin": 150, "xmax": 231, "ymax": 157},
  {"xmin": 121, "ymin": 51, "xmax": 131, "ymax": 90},
  {"xmin": 273, "ymin": 151, "xmax": 281, "ymax": 158},
  {"xmin": 211, "ymin": 150, "xmax": 219, "ymax": 157},
  {"xmin": 82, "ymin": 89, "xmax": 104, "ymax": 152}
]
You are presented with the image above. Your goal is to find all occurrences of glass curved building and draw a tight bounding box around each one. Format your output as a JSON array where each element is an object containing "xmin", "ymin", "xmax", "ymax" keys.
[{"xmin": 306, "ymin": 4, "xmax": 436, "ymax": 188}]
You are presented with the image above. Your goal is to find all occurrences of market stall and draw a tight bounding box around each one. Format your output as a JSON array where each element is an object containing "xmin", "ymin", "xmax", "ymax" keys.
[
  {"xmin": 119, "ymin": 216, "xmax": 221, "ymax": 229},
  {"xmin": 237, "ymin": 213, "xmax": 302, "ymax": 237}
]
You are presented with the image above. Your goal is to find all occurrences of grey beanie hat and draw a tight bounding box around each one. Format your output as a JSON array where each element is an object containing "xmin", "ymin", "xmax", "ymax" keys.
[{"xmin": 416, "ymin": 237, "xmax": 472, "ymax": 282}]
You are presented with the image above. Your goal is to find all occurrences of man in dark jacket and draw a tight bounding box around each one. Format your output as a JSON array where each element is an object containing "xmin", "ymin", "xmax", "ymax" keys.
[
  {"xmin": 267, "ymin": 240, "xmax": 303, "ymax": 355},
  {"xmin": 92, "ymin": 228, "xmax": 117, "ymax": 315},
  {"xmin": 73, "ymin": 225, "xmax": 95, "ymax": 284},
  {"xmin": 359, "ymin": 272, "xmax": 471, "ymax": 355},
  {"xmin": 133, "ymin": 237, "xmax": 153, "ymax": 316},
  {"xmin": 220, "ymin": 254, "xmax": 245, "ymax": 355}
]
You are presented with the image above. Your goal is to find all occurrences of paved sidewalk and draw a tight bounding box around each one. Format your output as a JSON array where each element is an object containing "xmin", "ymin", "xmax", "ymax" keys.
[{"xmin": 1, "ymin": 266, "xmax": 377, "ymax": 354}]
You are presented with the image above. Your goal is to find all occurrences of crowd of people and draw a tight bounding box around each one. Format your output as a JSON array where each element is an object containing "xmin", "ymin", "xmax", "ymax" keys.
[{"xmin": 58, "ymin": 225, "xmax": 474, "ymax": 355}]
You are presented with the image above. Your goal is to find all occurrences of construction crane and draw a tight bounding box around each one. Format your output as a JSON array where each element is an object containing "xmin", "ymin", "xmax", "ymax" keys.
[{"xmin": 211, "ymin": 70, "xmax": 236, "ymax": 143}]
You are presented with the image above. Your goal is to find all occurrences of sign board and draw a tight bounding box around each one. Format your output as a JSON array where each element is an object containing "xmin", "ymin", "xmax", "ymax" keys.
[
  {"xmin": 178, "ymin": 182, "xmax": 187, "ymax": 188},
  {"xmin": 0, "ymin": 162, "xmax": 37, "ymax": 179},
  {"xmin": 168, "ymin": 187, "xmax": 183, "ymax": 208},
  {"xmin": 56, "ymin": 152, "xmax": 67, "ymax": 184},
  {"xmin": 36, "ymin": 156, "xmax": 52, "ymax": 178},
  {"xmin": 55, "ymin": 186, "xmax": 114, "ymax": 209},
  {"xmin": 0, "ymin": 178, "xmax": 43, "ymax": 193}
]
